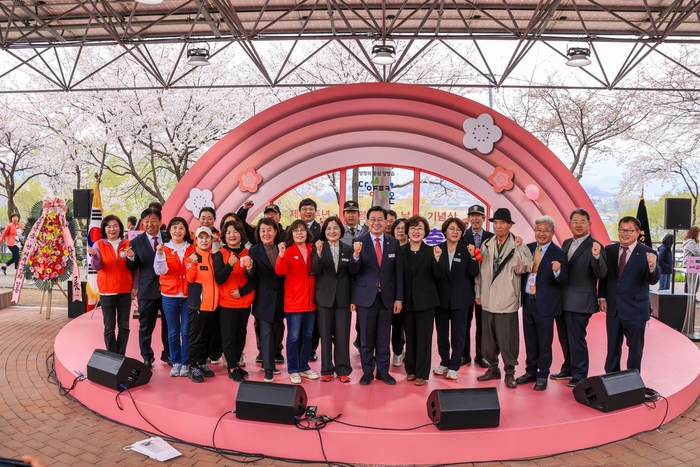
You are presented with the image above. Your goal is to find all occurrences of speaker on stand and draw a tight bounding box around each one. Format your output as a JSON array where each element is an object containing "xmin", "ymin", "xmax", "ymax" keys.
[{"xmin": 72, "ymin": 189, "xmax": 93, "ymax": 219}]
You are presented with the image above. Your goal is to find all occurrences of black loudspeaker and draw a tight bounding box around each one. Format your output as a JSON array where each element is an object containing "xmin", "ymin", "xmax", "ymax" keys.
[
  {"xmin": 573, "ymin": 369, "xmax": 646, "ymax": 413},
  {"xmin": 664, "ymin": 198, "xmax": 692, "ymax": 230},
  {"xmin": 72, "ymin": 189, "xmax": 93, "ymax": 219},
  {"xmin": 235, "ymin": 380, "xmax": 307, "ymax": 425},
  {"xmin": 426, "ymin": 387, "xmax": 500, "ymax": 430},
  {"xmin": 87, "ymin": 349, "xmax": 152, "ymax": 390}
]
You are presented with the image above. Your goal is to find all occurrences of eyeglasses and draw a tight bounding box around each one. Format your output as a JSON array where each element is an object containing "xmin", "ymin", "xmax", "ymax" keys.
[
  {"xmin": 446, "ymin": 227, "xmax": 462, "ymax": 233},
  {"xmin": 408, "ymin": 226, "xmax": 424, "ymax": 232},
  {"xmin": 618, "ymin": 229, "xmax": 638, "ymax": 234}
]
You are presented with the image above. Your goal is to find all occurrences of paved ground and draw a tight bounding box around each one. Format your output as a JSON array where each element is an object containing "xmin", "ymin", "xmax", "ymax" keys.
[{"xmin": 1, "ymin": 271, "xmax": 700, "ymax": 466}]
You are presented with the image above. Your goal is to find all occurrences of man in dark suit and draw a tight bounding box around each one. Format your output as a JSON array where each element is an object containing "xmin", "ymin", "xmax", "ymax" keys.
[
  {"xmin": 553, "ymin": 208, "xmax": 607, "ymax": 387},
  {"xmin": 516, "ymin": 216, "xmax": 568, "ymax": 391},
  {"xmin": 460, "ymin": 204, "xmax": 494, "ymax": 368},
  {"xmin": 349, "ymin": 206, "xmax": 404, "ymax": 385},
  {"xmin": 125, "ymin": 207, "xmax": 170, "ymax": 368},
  {"xmin": 599, "ymin": 216, "xmax": 659, "ymax": 374},
  {"xmin": 299, "ymin": 198, "xmax": 321, "ymax": 242}
]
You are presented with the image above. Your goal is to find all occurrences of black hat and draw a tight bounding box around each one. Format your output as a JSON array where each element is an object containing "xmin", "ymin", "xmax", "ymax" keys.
[
  {"xmin": 467, "ymin": 204, "xmax": 486, "ymax": 216},
  {"xmin": 489, "ymin": 208, "xmax": 514, "ymax": 224},
  {"xmin": 264, "ymin": 204, "xmax": 281, "ymax": 214},
  {"xmin": 343, "ymin": 200, "xmax": 360, "ymax": 212}
]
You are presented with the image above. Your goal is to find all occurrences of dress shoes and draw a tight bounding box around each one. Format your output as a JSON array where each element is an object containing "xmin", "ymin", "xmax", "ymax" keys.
[
  {"xmin": 414, "ymin": 378, "xmax": 426, "ymax": 386},
  {"xmin": 143, "ymin": 357, "xmax": 154, "ymax": 368},
  {"xmin": 476, "ymin": 369, "xmax": 501, "ymax": 381},
  {"xmin": 475, "ymin": 357, "xmax": 490, "ymax": 369},
  {"xmin": 567, "ymin": 378, "xmax": 583, "ymax": 388},
  {"xmin": 376, "ymin": 373, "xmax": 396, "ymax": 385},
  {"xmin": 360, "ymin": 373, "xmax": 373, "ymax": 385},
  {"xmin": 309, "ymin": 353, "xmax": 319, "ymax": 362},
  {"xmin": 534, "ymin": 378, "xmax": 548, "ymax": 391},
  {"xmin": 504, "ymin": 374, "xmax": 517, "ymax": 389},
  {"xmin": 406, "ymin": 374, "xmax": 417, "ymax": 381},
  {"xmin": 515, "ymin": 373, "xmax": 537, "ymax": 385},
  {"xmin": 460, "ymin": 356, "xmax": 471, "ymax": 366},
  {"xmin": 550, "ymin": 371, "xmax": 572, "ymax": 380},
  {"xmin": 161, "ymin": 355, "xmax": 173, "ymax": 367}
]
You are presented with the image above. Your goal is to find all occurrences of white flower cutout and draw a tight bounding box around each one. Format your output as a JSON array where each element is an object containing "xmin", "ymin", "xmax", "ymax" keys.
[
  {"xmin": 185, "ymin": 188, "xmax": 215, "ymax": 218},
  {"xmin": 463, "ymin": 114, "xmax": 503, "ymax": 154}
]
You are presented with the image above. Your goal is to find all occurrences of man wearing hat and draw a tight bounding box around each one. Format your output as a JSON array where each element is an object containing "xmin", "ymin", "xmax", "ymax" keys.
[
  {"xmin": 263, "ymin": 204, "xmax": 286, "ymax": 244},
  {"xmin": 341, "ymin": 200, "xmax": 368, "ymax": 246},
  {"xmin": 461, "ymin": 204, "xmax": 494, "ymax": 369},
  {"xmin": 474, "ymin": 208, "xmax": 533, "ymax": 388}
]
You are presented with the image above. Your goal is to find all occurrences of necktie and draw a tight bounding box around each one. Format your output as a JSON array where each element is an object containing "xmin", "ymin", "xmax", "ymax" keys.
[
  {"xmin": 531, "ymin": 245, "xmax": 542, "ymax": 293},
  {"xmin": 375, "ymin": 237, "xmax": 382, "ymax": 267},
  {"xmin": 475, "ymin": 232, "xmax": 481, "ymax": 248},
  {"xmin": 350, "ymin": 227, "xmax": 356, "ymax": 237},
  {"xmin": 152, "ymin": 236, "xmax": 159, "ymax": 251},
  {"xmin": 618, "ymin": 246, "xmax": 629, "ymax": 277}
]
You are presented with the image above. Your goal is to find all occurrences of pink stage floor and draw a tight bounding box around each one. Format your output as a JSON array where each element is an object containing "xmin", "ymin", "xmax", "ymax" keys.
[{"xmin": 54, "ymin": 310, "xmax": 700, "ymax": 464}]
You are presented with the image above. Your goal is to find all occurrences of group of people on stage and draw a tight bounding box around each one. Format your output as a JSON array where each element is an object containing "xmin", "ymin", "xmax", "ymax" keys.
[{"xmin": 89, "ymin": 196, "xmax": 675, "ymax": 390}]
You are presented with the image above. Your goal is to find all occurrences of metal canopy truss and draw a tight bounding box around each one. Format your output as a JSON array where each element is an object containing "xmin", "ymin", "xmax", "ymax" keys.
[{"xmin": 2, "ymin": 0, "xmax": 700, "ymax": 92}]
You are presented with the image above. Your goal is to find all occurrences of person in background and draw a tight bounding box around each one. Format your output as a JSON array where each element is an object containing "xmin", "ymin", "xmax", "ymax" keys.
[
  {"xmin": 214, "ymin": 220, "xmax": 256, "ymax": 382},
  {"xmin": 226, "ymin": 200, "xmax": 258, "ymax": 246},
  {"xmin": 185, "ymin": 226, "xmax": 219, "ymax": 383},
  {"xmin": 340, "ymin": 200, "xmax": 368, "ymax": 245},
  {"xmin": 262, "ymin": 204, "xmax": 286, "ymax": 244},
  {"xmin": 434, "ymin": 218, "xmax": 479, "ymax": 381},
  {"xmin": 125, "ymin": 207, "xmax": 170, "ymax": 368},
  {"xmin": 312, "ymin": 216, "xmax": 353, "ymax": 383},
  {"xmin": 682, "ymin": 226, "xmax": 700, "ymax": 293},
  {"xmin": 154, "ymin": 217, "xmax": 195, "ymax": 377},
  {"xmin": 247, "ymin": 218, "xmax": 286, "ymax": 382},
  {"xmin": 389, "ymin": 218, "xmax": 409, "ymax": 366},
  {"xmin": 400, "ymin": 215, "xmax": 444, "ymax": 386},
  {"xmin": 657, "ymin": 233, "xmax": 674, "ymax": 291},
  {"xmin": 127, "ymin": 216, "xmax": 138, "ymax": 231},
  {"xmin": 0, "ymin": 212, "xmax": 23, "ymax": 275},
  {"xmin": 88, "ymin": 215, "xmax": 132, "ymax": 356},
  {"xmin": 197, "ymin": 207, "xmax": 223, "ymax": 365},
  {"xmin": 385, "ymin": 209, "xmax": 397, "ymax": 236},
  {"xmin": 275, "ymin": 219, "xmax": 318, "ymax": 384}
]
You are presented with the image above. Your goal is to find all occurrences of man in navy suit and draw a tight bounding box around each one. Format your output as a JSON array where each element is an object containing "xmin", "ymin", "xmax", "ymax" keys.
[
  {"xmin": 516, "ymin": 216, "xmax": 568, "ymax": 391},
  {"xmin": 461, "ymin": 204, "xmax": 494, "ymax": 368},
  {"xmin": 349, "ymin": 206, "xmax": 404, "ymax": 385},
  {"xmin": 599, "ymin": 216, "xmax": 659, "ymax": 374}
]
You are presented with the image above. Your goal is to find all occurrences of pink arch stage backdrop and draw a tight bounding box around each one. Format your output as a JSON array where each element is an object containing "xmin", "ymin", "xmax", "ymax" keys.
[{"xmin": 162, "ymin": 83, "xmax": 610, "ymax": 245}]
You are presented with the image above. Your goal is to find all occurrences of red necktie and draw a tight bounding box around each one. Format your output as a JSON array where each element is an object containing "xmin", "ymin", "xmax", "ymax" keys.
[
  {"xmin": 618, "ymin": 246, "xmax": 629, "ymax": 277},
  {"xmin": 153, "ymin": 236, "xmax": 159, "ymax": 251},
  {"xmin": 375, "ymin": 237, "xmax": 382, "ymax": 267}
]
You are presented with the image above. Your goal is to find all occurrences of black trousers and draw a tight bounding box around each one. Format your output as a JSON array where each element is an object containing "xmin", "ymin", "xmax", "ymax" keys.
[
  {"xmin": 391, "ymin": 311, "xmax": 405, "ymax": 356},
  {"xmin": 357, "ymin": 293, "xmax": 392, "ymax": 375},
  {"xmin": 207, "ymin": 308, "xmax": 223, "ymax": 361},
  {"xmin": 605, "ymin": 314, "xmax": 645, "ymax": 374},
  {"xmin": 316, "ymin": 303, "xmax": 352, "ymax": 376},
  {"xmin": 435, "ymin": 306, "xmax": 468, "ymax": 371},
  {"xmin": 259, "ymin": 318, "xmax": 283, "ymax": 372},
  {"xmin": 188, "ymin": 308, "xmax": 215, "ymax": 366},
  {"xmin": 554, "ymin": 314, "xmax": 571, "ymax": 374},
  {"xmin": 137, "ymin": 297, "xmax": 169, "ymax": 361},
  {"xmin": 101, "ymin": 293, "xmax": 131, "ymax": 355},
  {"xmin": 5, "ymin": 245, "xmax": 19, "ymax": 269},
  {"xmin": 463, "ymin": 302, "xmax": 484, "ymax": 360},
  {"xmin": 522, "ymin": 297, "xmax": 555, "ymax": 378},
  {"xmin": 564, "ymin": 310, "xmax": 592, "ymax": 380},
  {"xmin": 219, "ymin": 307, "xmax": 251, "ymax": 370},
  {"xmin": 404, "ymin": 308, "xmax": 435, "ymax": 380},
  {"xmin": 254, "ymin": 318, "xmax": 285, "ymax": 357}
]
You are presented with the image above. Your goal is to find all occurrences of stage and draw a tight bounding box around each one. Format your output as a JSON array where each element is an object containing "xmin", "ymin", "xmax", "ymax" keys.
[{"xmin": 54, "ymin": 310, "xmax": 700, "ymax": 464}]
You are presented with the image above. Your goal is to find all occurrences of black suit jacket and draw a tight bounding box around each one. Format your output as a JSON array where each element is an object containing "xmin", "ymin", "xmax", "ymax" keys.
[
  {"xmin": 599, "ymin": 242, "xmax": 659, "ymax": 323},
  {"xmin": 348, "ymin": 233, "xmax": 404, "ymax": 309},
  {"xmin": 311, "ymin": 241, "xmax": 353, "ymax": 308},
  {"xmin": 401, "ymin": 242, "xmax": 445, "ymax": 311},
  {"xmin": 522, "ymin": 242, "xmax": 569, "ymax": 317},
  {"xmin": 126, "ymin": 230, "xmax": 169, "ymax": 300},
  {"xmin": 436, "ymin": 242, "xmax": 479, "ymax": 310},
  {"xmin": 247, "ymin": 243, "xmax": 285, "ymax": 323},
  {"xmin": 561, "ymin": 236, "xmax": 607, "ymax": 314},
  {"xmin": 309, "ymin": 221, "xmax": 321, "ymax": 243},
  {"xmin": 462, "ymin": 228, "xmax": 494, "ymax": 248}
]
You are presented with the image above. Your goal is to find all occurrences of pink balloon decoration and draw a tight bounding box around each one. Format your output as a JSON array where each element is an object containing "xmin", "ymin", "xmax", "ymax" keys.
[{"xmin": 525, "ymin": 184, "xmax": 540, "ymax": 201}]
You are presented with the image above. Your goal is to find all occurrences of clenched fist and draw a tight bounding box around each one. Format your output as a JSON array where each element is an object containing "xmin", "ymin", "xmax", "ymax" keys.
[
  {"xmin": 552, "ymin": 260, "xmax": 561, "ymax": 273},
  {"xmin": 156, "ymin": 244, "xmax": 164, "ymax": 255},
  {"xmin": 646, "ymin": 252, "xmax": 657, "ymax": 270},
  {"xmin": 243, "ymin": 200, "xmax": 254, "ymax": 209},
  {"xmin": 228, "ymin": 253, "xmax": 238, "ymax": 266},
  {"xmin": 515, "ymin": 236, "xmax": 523, "ymax": 247},
  {"xmin": 315, "ymin": 240, "xmax": 324, "ymax": 256},
  {"xmin": 591, "ymin": 241, "xmax": 601, "ymax": 256},
  {"xmin": 353, "ymin": 241, "xmax": 362, "ymax": 258},
  {"xmin": 433, "ymin": 246, "xmax": 442, "ymax": 261},
  {"xmin": 278, "ymin": 242, "xmax": 286, "ymax": 256}
]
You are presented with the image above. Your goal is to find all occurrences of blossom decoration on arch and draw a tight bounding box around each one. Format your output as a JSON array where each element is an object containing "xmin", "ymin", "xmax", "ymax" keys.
[
  {"xmin": 185, "ymin": 188, "xmax": 215, "ymax": 218},
  {"xmin": 488, "ymin": 166, "xmax": 514, "ymax": 193},
  {"xmin": 237, "ymin": 167, "xmax": 263, "ymax": 193},
  {"xmin": 463, "ymin": 114, "xmax": 503, "ymax": 154}
]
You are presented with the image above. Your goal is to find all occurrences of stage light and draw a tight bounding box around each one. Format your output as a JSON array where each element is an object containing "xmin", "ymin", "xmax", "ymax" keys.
[
  {"xmin": 566, "ymin": 46, "xmax": 591, "ymax": 67},
  {"xmin": 187, "ymin": 45, "xmax": 211, "ymax": 67},
  {"xmin": 136, "ymin": 0, "xmax": 164, "ymax": 4},
  {"xmin": 371, "ymin": 43, "xmax": 396, "ymax": 65}
]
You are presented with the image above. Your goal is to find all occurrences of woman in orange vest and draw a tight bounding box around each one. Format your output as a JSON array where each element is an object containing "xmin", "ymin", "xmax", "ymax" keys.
[
  {"xmin": 275, "ymin": 219, "xmax": 318, "ymax": 384},
  {"xmin": 154, "ymin": 217, "xmax": 195, "ymax": 378},
  {"xmin": 0, "ymin": 212, "xmax": 23, "ymax": 275},
  {"xmin": 88, "ymin": 215, "xmax": 133, "ymax": 356},
  {"xmin": 214, "ymin": 220, "xmax": 256, "ymax": 382}
]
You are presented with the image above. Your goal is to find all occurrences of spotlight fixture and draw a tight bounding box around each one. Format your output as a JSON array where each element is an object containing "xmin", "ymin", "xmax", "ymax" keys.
[
  {"xmin": 136, "ymin": 0, "xmax": 164, "ymax": 4},
  {"xmin": 186, "ymin": 44, "xmax": 210, "ymax": 67},
  {"xmin": 566, "ymin": 46, "xmax": 591, "ymax": 67},
  {"xmin": 371, "ymin": 43, "xmax": 396, "ymax": 66}
]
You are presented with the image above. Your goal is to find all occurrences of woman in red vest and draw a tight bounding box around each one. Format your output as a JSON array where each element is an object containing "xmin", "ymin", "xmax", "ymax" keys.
[
  {"xmin": 154, "ymin": 217, "xmax": 196, "ymax": 377},
  {"xmin": 88, "ymin": 215, "xmax": 133, "ymax": 356},
  {"xmin": 0, "ymin": 212, "xmax": 23, "ymax": 275}
]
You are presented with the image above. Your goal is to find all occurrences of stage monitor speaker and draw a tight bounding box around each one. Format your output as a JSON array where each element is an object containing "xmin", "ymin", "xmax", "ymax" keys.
[
  {"xmin": 72, "ymin": 189, "xmax": 93, "ymax": 219},
  {"xmin": 235, "ymin": 380, "xmax": 307, "ymax": 425},
  {"xmin": 664, "ymin": 198, "xmax": 692, "ymax": 230},
  {"xmin": 573, "ymin": 369, "xmax": 646, "ymax": 413},
  {"xmin": 426, "ymin": 387, "xmax": 500, "ymax": 430},
  {"xmin": 87, "ymin": 349, "xmax": 152, "ymax": 390}
]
